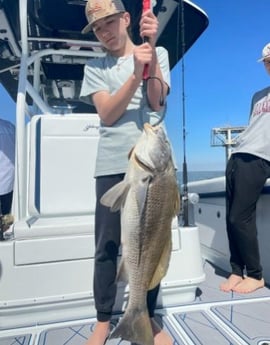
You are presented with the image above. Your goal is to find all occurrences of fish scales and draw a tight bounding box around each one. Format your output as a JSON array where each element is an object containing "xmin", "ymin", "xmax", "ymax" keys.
[{"xmin": 100, "ymin": 123, "xmax": 180, "ymax": 345}]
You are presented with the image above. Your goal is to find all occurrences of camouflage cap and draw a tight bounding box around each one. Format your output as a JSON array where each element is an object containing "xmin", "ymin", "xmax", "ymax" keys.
[{"xmin": 82, "ymin": 0, "xmax": 126, "ymax": 34}]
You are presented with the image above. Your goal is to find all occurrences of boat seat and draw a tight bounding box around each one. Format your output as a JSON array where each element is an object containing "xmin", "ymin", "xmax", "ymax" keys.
[
  {"xmin": 12, "ymin": 114, "xmax": 180, "ymax": 266},
  {"xmin": 14, "ymin": 113, "xmax": 100, "ymax": 240}
]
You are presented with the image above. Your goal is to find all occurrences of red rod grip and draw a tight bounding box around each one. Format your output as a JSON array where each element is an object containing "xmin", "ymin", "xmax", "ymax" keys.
[
  {"xmin": 142, "ymin": 0, "xmax": 151, "ymax": 80},
  {"xmin": 143, "ymin": 0, "xmax": 150, "ymax": 12}
]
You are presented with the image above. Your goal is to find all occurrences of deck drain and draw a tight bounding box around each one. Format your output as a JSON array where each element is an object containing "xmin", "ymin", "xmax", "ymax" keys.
[{"xmin": 258, "ymin": 341, "xmax": 270, "ymax": 345}]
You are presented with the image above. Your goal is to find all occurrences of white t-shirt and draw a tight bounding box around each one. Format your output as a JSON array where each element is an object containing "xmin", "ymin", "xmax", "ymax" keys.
[
  {"xmin": 80, "ymin": 46, "xmax": 171, "ymax": 177},
  {"xmin": 232, "ymin": 86, "xmax": 270, "ymax": 161},
  {"xmin": 0, "ymin": 119, "xmax": 15, "ymax": 195}
]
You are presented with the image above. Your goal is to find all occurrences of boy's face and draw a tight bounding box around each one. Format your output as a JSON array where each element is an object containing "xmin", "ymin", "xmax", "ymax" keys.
[
  {"xmin": 264, "ymin": 58, "xmax": 270, "ymax": 75},
  {"xmin": 92, "ymin": 12, "xmax": 130, "ymax": 52}
]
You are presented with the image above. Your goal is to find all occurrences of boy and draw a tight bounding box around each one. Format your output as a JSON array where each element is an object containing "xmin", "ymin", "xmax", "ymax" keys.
[{"xmin": 80, "ymin": 0, "xmax": 173, "ymax": 344}]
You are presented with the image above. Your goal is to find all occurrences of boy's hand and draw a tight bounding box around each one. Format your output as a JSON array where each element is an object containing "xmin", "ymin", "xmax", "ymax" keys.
[
  {"xmin": 133, "ymin": 43, "xmax": 153, "ymax": 79},
  {"xmin": 140, "ymin": 10, "xmax": 158, "ymax": 47}
]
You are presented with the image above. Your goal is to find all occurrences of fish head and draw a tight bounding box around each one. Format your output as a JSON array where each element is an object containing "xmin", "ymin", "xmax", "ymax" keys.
[{"xmin": 133, "ymin": 123, "xmax": 172, "ymax": 172}]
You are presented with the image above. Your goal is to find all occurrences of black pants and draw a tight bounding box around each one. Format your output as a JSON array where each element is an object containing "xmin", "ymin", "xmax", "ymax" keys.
[
  {"xmin": 0, "ymin": 191, "xmax": 13, "ymax": 215},
  {"xmin": 94, "ymin": 174, "xmax": 160, "ymax": 322},
  {"xmin": 226, "ymin": 153, "xmax": 270, "ymax": 280}
]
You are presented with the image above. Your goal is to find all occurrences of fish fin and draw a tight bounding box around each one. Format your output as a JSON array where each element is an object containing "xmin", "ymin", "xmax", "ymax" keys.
[
  {"xmin": 116, "ymin": 258, "xmax": 129, "ymax": 283},
  {"xmin": 173, "ymin": 188, "xmax": 181, "ymax": 216},
  {"xmin": 148, "ymin": 237, "xmax": 172, "ymax": 290},
  {"xmin": 128, "ymin": 146, "xmax": 135, "ymax": 160},
  {"xmin": 100, "ymin": 181, "xmax": 130, "ymax": 212},
  {"xmin": 137, "ymin": 174, "xmax": 152, "ymax": 217},
  {"xmin": 110, "ymin": 308, "xmax": 153, "ymax": 345}
]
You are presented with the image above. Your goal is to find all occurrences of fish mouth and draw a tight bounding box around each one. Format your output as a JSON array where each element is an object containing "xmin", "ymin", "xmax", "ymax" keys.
[
  {"xmin": 134, "ymin": 123, "xmax": 162, "ymax": 172},
  {"xmin": 143, "ymin": 122, "xmax": 160, "ymax": 134}
]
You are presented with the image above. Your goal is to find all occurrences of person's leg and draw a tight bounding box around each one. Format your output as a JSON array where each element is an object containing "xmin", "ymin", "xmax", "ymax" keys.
[
  {"xmin": 231, "ymin": 155, "xmax": 270, "ymax": 293},
  {"xmin": 221, "ymin": 154, "xmax": 268, "ymax": 293},
  {"xmin": 220, "ymin": 155, "xmax": 244, "ymax": 291},
  {"xmin": 0, "ymin": 191, "xmax": 13, "ymax": 240},
  {"xmin": 147, "ymin": 284, "xmax": 160, "ymax": 318},
  {"xmin": 0, "ymin": 191, "xmax": 13, "ymax": 215},
  {"xmin": 147, "ymin": 285, "xmax": 173, "ymax": 345},
  {"xmin": 84, "ymin": 321, "xmax": 110, "ymax": 345},
  {"xmin": 229, "ymin": 154, "xmax": 266, "ymax": 279},
  {"xmin": 85, "ymin": 174, "xmax": 123, "ymax": 345}
]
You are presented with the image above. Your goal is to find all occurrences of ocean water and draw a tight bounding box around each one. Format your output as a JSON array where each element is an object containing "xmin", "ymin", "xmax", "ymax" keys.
[{"xmin": 176, "ymin": 170, "xmax": 224, "ymax": 185}]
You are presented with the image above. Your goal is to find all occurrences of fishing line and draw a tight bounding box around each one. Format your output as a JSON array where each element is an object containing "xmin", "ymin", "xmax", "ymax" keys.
[{"xmin": 140, "ymin": 0, "xmax": 165, "ymax": 127}]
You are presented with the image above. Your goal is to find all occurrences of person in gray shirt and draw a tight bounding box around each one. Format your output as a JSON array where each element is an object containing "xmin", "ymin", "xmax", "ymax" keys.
[
  {"xmin": 0, "ymin": 118, "xmax": 15, "ymax": 216},
  {"xmin": 220, "ymin": 42, "xmax": 270, "ymax": 294},
  {"xmin": 80, "ymin": 1, "xmax": 172, "ymax": 344}
]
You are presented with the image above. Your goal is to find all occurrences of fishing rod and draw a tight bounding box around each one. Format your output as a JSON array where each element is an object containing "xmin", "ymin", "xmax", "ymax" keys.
[
  {"xmin": 179, "ymin": 0, "xmax": 190, "ymax": 226},
  {"xmin": 140, "ymin": 0, "xmax": 191, "ymax": 223},
  {"xmin": 142, "ymin": 0, "xmax": 150, "ymax": 81}
]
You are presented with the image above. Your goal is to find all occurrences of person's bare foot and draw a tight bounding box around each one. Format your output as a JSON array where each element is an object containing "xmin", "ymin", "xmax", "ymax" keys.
[
  {"xmin": 84, "ymin": 321, "xmax": 110, "ymax": 345},
  {"xmin": 232, "ymin": 277, "xmax": 265, "ymax": 294},
  {"xmin": 151, "ymin": 318, "xmax": 173, "ymax": 345},
  {"xmin": 219, "ymin": 274, "xmax": 243, "ymax": 292}
]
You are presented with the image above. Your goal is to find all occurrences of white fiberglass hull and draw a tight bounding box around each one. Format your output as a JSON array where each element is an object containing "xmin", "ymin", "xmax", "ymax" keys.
[{"xmin": 188, "ymin": 176, "xmax": 270, "ymax": 284}]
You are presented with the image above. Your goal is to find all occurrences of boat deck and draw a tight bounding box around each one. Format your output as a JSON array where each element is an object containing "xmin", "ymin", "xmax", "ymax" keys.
[{"xmin": 1, "ymin": 260, "xmax": 270, "ymax": 345}]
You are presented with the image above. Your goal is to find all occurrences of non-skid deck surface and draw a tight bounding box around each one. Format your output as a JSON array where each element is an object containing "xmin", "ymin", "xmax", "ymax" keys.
[{"xmin": 2, "ymin": 261, "xmax": 270, "ymax": 345}]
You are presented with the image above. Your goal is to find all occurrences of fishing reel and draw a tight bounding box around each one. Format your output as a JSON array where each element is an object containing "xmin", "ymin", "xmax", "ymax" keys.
[{"xmin": 180, "ymin": 192, "xmax": 199, "ymax": 227}]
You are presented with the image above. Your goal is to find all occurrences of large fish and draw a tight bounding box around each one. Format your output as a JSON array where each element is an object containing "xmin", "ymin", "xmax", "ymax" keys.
[{"xmin": 100, "ymin": 123, "xmax": 180, "ymax": 345}]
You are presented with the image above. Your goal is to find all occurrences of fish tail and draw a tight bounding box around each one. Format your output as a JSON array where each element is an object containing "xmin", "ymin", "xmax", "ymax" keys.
[{"xmin": 110, "ymin": 308, "xmax": 153, "ymax": 345}]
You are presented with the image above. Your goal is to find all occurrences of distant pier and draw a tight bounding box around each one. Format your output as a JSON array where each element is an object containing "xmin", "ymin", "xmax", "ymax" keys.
[{"xmin": 211, "ymin": 126, "xmax": 246, "ymax": 162}]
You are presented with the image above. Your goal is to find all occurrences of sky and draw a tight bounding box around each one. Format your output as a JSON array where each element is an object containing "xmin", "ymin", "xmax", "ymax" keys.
[
  {"xmin": 1, "ymin": 0, "xmax": 270, "ymax": 171},
  {"xmin": 166, "ymin": 0, "xmax": 270, "ymax": 171}
]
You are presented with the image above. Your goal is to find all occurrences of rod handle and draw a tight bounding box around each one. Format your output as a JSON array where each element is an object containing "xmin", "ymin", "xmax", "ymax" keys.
[{"xmin": 142, "ymin": 0, "xmax": 151, "ymax": 80}]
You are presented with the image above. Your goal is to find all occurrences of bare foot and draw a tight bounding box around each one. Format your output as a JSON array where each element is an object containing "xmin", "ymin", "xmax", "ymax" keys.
[
  {"xmin": 232, "ymin": 277, "xmax": 265, "ymax": 294},
  {"xmin": 151, "ymin": 318, "xmax": 173, "ymax": 345},
  {"xmin": 84, "ymin": 321, "xmax": 110, "ymax": 345},
  {"xmin": 219, "ymin": 274, "xmax": 243, "ymax": 292}
]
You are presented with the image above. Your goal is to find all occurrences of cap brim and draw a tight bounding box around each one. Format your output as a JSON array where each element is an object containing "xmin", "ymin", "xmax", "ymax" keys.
[
  {"xmin": 81, "ymin": 11, "xmax": 125, "ymax": 34},
  {"xmin": 81, "ymin": 23, "xmax": 92, "ymax": 34},
  {"xmin": 257, "ymin": 53, "xmax": 270, "ymax": 62}
]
